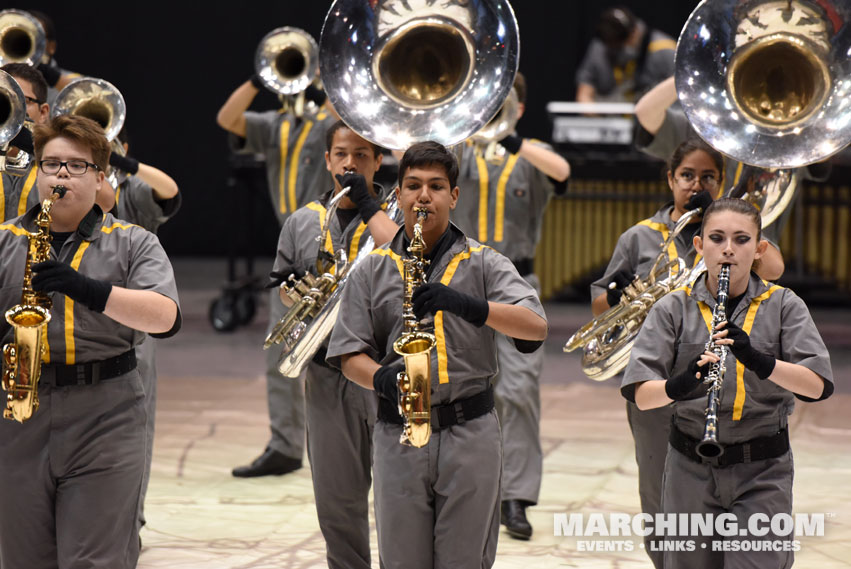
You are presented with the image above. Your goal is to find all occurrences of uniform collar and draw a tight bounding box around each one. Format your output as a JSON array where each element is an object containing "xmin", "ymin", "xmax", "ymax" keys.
[
  {"xmin": 691, "ymin": 270, "xmax": 771, "ymax": 318},
  {"xmin": 21, "ymin": 204, "xmax": 104, "ymax": 240}
]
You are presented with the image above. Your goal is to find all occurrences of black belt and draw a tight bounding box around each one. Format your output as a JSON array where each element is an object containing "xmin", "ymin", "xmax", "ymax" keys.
[
  {"xmin": 512, "ymin": 258, "xmax": 534, "ymax": 277},
  {"xmin": 378, "ymin": 386, "xmax": 494, "ymax": 430},
  {"xmin": 669, "ymin": 423, "xmax": 789, "ymax": 467},
  {"xmin": 44, "ymin": 350, "xmax": 137, "ymax": 387}
]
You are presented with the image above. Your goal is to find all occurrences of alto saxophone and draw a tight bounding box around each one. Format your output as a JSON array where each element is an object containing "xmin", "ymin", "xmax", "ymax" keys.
[
  {"xmin": 2, "ymin": 186, "xmax": 66, "ymax": 423},
  {"xmin": 393, "ymin": 208, "xmax": 436, "ymax": 447},
  {"xmin": 695, "ymin": 263, "xmax": 731, "ymax": 460}
]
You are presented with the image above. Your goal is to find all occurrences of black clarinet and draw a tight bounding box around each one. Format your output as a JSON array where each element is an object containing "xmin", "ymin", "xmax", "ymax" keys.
[{"xmin": 695, "ymin": 264, "xmax": 731, "ymax": 460}]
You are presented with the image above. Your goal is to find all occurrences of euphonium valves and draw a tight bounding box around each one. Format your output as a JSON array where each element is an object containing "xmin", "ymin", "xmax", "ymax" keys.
[
  {"xmin": 3, "ymin": 186, "xmax": 66, "ymax": 423},
  {"xmin": 393, "ymin": 208, "xmax": 436, "ymax": 447}
]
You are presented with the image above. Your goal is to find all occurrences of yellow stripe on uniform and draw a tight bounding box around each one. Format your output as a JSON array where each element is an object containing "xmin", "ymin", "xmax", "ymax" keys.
[
  {"xmin": 731, "ymin": 284, "xmax": 782, "ymax": 420},
  {"xmin": 434, "ymin": 244, "xmax": 488, "ymax": 384},
  {"xmin": 349, "ymin": 221, "xmax": 369, "ymax": 262},
  {"xmin": 101, "ymin": 221, "xmax": 138, "ymax": 233},
  {"xmin": 288, "ymin": 120, "xmax": 314, "ymax": 213},
  {"xmin": 0, "ymin": 223, "xmax": 29, "ymax": 236},
  {"xmin": 17, "ymin": 166, "xmax": 38, "ymax": 216},
  {"xmin": 277, "ymin": 121, "xmax": 291, "ymax": 215},
  {"xmin": 474, "ymin": 151, "xmax": 489, "ymax": 242},
  {"xmin": 648, "ymin": 39, "xmax": 676, "ymax": 52},
  {"xmin": 305, "ymin": 202, "xmax": 335, "ymax": 273},
  {"xmin": 368, "ymin": 248, "xmax": 405, "ymax": 279},
  {"xmin": 64, "ymin": 242, "xmax": 92, "ymax": 365},
  {"xmin": 494, "ymin": 154, "xmax": 520, "ymax": 242},
  {"xmin": 0, "ymin": 175, "xmax": 5, "ymax": 220},
  {"xmin": 637, "ymin": 219, "xmax": 679, "ymax": 273}
]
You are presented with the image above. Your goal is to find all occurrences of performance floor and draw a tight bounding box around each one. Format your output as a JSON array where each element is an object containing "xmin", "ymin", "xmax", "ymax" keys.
[{"xmin": 138, "ymin": 259, "xmax": 851, "ymax": 568}]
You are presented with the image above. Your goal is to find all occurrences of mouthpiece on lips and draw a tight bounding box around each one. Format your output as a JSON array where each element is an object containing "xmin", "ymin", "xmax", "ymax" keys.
[{"xmin": 51, "ymin": 186, "xmax": 67, "ymax": 198}]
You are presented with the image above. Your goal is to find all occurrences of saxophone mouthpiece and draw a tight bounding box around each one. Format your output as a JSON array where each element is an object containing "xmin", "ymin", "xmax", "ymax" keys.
[
  {"xmin": 414, "ymin": 207, "xmax": 429, "ymax": 219},
  {"xmin": 51, "ymin": 186, "xmax": 67, "ymax": 198}
]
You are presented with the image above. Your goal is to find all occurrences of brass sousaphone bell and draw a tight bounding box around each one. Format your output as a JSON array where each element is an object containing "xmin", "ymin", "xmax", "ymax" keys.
[
  {"xmin": 0, "ymin": 9, "xmax": 46, "ymax": 66},
  {"xmin": 0, "ymin": 68, "xmax": 26, "ymax": 172},
  {"xmin": 255, "ymin": 27, "xmax": 320, "ymax": 116},
  {"xmin": 676, "ymin": 0, "xmax": 851, "ymax": 226}
]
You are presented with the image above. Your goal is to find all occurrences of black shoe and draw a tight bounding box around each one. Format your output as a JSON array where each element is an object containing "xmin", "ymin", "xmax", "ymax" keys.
[
  {"xmin": 501, "ymin": 500, "xmax": 533, "ymax": 540},
  {"xmin": 232, "ymin": 447, "xmax": 302, "ymax": 478}
]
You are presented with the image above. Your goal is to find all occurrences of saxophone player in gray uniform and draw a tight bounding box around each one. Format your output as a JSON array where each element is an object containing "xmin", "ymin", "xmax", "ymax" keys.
[
  {"xmin": 0, "ymin": 114, "xmax": 180, "ymax": 569},
  {"xmin": 270, "ymin": 120, "xmax": 399, "ymax": 569},
  {"xmin": 622, "ymin": 198, "xmax": 832, "ymax": 569},
  {"xmin": 217, "ymin": 62, "xmax": 336, "ymax": 477},
  {"xmin": 328, "ymin": 141, "xmax": 548, "ymax": 569},
  {"xmin": 453, "ymin": 72, "xmax": 570, "ymax": 539}
]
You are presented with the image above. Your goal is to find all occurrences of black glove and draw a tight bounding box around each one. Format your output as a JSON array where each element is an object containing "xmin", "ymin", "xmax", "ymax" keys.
[
  {"xmin": 32, "ymin": 260, "xmax": 112, "ymax": 313},
  {"xmin": 304, "ymin": 84, "xmax": 327, "ymax": 107},
  {"xmin": 249, "ymin": 74, "xmax": 266, "ymax": 90},
  {"xmin": 685, "ymin": 189, "xmax": 714, "ymax": 212},
  {"xmin": 606, "ymin": 269, "xmax": 634, "ymax": 307},
  {"xmin": 497, "ymin": 134, "xmax": 523, "ymax": 155},
  {"xmin": 37, "ymin": 63, "xmax": 61, "ymax": 88},
  {"xmin": 412, "ymin": 283, "xmax": 489, "ymax": 327},
  {"xmin": 10, "ymin": 127, "xmax": 34, "ymax": 155},
  {"xmin": 109, "ymin": 153, "xmax": 139, "ymax": 175},
  {"xmin": 266, "ymin": 269, "xmax": 304, "ymax": 289},
  {"xmin": 335, "ymin": 173, "xmax": 380, "ymax": 222},
  {"xmin": 722, "ymin": 320, "xmax": 776, "ymax": 379},
  {"xmin": 373, "ymin": 364, "xmax": 404, "ymax": 402},
  {"xmin": 665, "ymin": 356, "xmax": 710, "ymax": 401}
]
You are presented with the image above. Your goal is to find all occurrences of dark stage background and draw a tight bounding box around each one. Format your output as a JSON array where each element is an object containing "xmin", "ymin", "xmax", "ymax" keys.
[{"xmin": 17, "ymin": 1, "xmax": 698, "ymax": 256}]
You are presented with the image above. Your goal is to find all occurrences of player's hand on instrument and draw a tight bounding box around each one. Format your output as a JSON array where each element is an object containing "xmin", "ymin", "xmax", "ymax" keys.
[
  {"xmin": 266, "ymin": 269, "xmax": 306, "ymax": 289},
  {"xmin": 412, "ymin": 283, "xmax": 489, "ymax": 327},
  {"xmin": 109, "ymin": 153, "xmax": 139, "ymax": 175},
  {"xmin": 37, "ymin": 63, "xmax": 61, "ymax": 87},
  {"xmin": 304, "ymin": 84, "xmax": 327, "ymax": 107},
  {"xmin": 665, "ymin": 354, "xmax": 713, "ymax": 401},
  {"xmin": 32, "ymin": 260, "xmax": 112, "ymax": 313},
  {"xmin": 685, "ymin": 189, "xmax": 713, "ymax": 212},
  {"xmin": 373, "ymin": 363, "xmax": 405, "ymax": 401},
  {"xmin": 336, "ymin": 172, "xmax": 380, "ymax": 222},
  {"xmin": 606, "ymin": 269, "xmax": 635, "ymax": 307},
  {"xmin": 497, "ymin": 134, "xmax": 523, "ymax": 155},
  {"xmin": 713, "ymin": 320, "xmax": 776, "ymax": 379}
]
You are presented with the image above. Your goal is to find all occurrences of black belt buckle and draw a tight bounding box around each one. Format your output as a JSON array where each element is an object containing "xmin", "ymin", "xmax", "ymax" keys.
[{"xmin": 453, "ymin": 401, "xmax": 466, "ymax": 426}]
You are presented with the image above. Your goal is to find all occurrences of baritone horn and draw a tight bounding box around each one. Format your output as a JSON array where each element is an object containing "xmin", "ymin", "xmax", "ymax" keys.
[
  {"xmin": 0, "ymin": 9, "xmax": 46, "ymax": 66},
  {"xmin": 51, "ymin": 77, "xmax": 129, "ymax": 188},
  {"xmin": 0, "ymin": 68, "xmax": 27, "ymax": 172},
  {"xmin": 255, "ymin": 27, "xmax": 320, "ymax": 116},
  {"xmin": 319, "ymin": 0, "xmax": 520, "ymax": 150}
]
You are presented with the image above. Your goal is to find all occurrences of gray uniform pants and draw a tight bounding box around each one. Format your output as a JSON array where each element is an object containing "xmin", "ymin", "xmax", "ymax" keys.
[
  {"xmin": 626, "ymin": 401, "xmax": 672, "ymax": 569},
  {"xmin": 493, "ymin": 332, "xmax": 543, "ymax": 504},
  {"xmin": 0, "ymin": 370, "xmax": 146, "ymax": 569},
  {"xmin": 373, "ymin": 410, "xmax": 502, "ymax": 569},
  {"xmin": 304, "ymin": 362, "xmax": 376, "ymax": 569},
  {"xmin": 493, "ymin": 272, "xmax": 544, "ymax": 505},
  {"xmin": 266, "ymin": 289, "xmax": 305, "ymax": 460},
  {"xmin": 137, "ymin": 335, "xmax": 156, "ymax": 531},
  {"xmin": 662, "ymin": 444, "xmax": 795, "ymax": 569}
]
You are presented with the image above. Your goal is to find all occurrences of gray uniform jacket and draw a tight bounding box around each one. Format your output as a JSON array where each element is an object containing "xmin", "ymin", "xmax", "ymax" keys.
[
  {"xmin": 241, "ymin": 109, "xmax": 335, "ymax": 226},
  {"xmin": 454, "ymin": 141, "xmax": 555, "ymax": 262},
  {"xmin": 576, "ymin": 22, "xmax": 676, "ymax": 102},
  {"xmin": 0, "ymin": 205, "xmax": 181, "ymax": 359},
  {"xmin": 111, "ymin": 175, "xmax": 181, "ymax": 234},
  {"xmin": 622, "ymin": 272, "xmax": 833, "ymax": 444},
  {"xmin": 1, "ymin": 162, "xmax": 39, "ymax": 222},
  {"xmin": 327, "ymin": 223, "xmax": 547, "ymax": 401},
  {"xmin": 591, "ymin": 202, "xmax": 700, "ymax": 299}
]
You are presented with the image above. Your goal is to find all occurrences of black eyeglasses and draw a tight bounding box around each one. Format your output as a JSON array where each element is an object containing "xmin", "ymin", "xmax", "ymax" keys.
[
  {"xmin": 675, "ymin": 171, "xmax": 720, "ymax": 190},
  {"xmin": 38, "ymin": 159, "xmax": 101, "ymax": 176},
  {"xmin": 24, "ymin": 96, "xmax": 44, "ymax": 106}
]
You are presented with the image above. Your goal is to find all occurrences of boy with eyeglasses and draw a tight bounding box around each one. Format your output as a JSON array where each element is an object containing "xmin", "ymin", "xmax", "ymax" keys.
[{"xmin": 0, "ymin": 114, "xmax": 180, "ymax": 568}]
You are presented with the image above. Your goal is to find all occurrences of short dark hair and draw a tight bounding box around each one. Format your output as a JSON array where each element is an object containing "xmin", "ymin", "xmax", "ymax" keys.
[
  {"xmin": 598, "ymin": 6, "xmax": 636, "ymax": 47},
  {"xmin": 324, "ymin": 120, "xmax": 382, "ymax": 157},
  {"xmin": 398, "ymin": 141, "xmax": 459, "ymax": 189},
  {"xmin": 513, "ymin": 71, "xmax": 527, "ymax": 105},
  {"xmin": 2, "ymin": 63, "xmax": 48, "ymax": 104},
  {"xmin": 668, "ymin": 138, "xmax": 724, "ymax": 183},
  {"xmin": 701, "ymin": 197, "xmax": 762, "ymax": 241},
  {"xmin": 34, "ymin": 114, "xmax": 110, "ymax": 173}
]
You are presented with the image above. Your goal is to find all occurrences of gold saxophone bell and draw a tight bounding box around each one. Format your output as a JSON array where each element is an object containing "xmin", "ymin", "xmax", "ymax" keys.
[
  {"xmin": 3, "ymin": 186, "xmax": 66, "ymax": 423},
  {"xmin": 393, "ymin": 208, "xmax": 436, "ymax": 447}
]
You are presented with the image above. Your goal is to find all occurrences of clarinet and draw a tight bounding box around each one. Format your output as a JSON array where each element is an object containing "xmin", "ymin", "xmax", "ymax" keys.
[{"xmin": 695, "ymin": 263, "xmax": 731, "ymax": 460}]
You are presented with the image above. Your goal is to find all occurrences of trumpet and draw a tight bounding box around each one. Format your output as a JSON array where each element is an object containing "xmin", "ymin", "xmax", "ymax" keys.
[{"xmin": 695, "ymin": 263, "xmax": 731, "ymax": 460}]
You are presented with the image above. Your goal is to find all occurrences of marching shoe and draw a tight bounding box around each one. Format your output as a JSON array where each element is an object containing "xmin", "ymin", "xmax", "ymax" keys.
[
  {"xmin": 232, "ymin": 447, "xmax": 302, "ymax": 478},
  {"xmin": 501, "ymin": 499, "xmax": 533, "ymax": 540}
]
